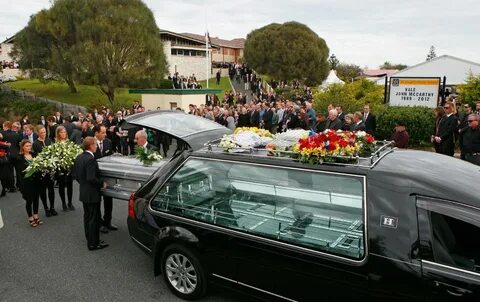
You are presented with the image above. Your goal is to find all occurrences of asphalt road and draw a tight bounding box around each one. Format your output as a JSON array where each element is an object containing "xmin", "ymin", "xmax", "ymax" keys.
[{"xmin": 0, "ymin": 184, "xmax": 252, "ymax": 302}]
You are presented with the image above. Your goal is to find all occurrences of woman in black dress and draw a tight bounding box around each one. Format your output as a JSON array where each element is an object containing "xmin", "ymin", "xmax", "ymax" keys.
[
  {"xmin": 55, "ymin": 126, "xmax": 75, "ymax": 211},
  {"xmin": 33, "ymin": 125, "xmax": 57, "ymax": 217},
  {"xmin": 17, "ymin": 139, "xmax": 43, "ymax": 227}
]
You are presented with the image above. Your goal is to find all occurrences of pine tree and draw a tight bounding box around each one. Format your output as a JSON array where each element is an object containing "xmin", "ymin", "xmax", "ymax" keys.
[{"xmin": 426, "ymin": 46, "xmax": 437, "ymax": 61}]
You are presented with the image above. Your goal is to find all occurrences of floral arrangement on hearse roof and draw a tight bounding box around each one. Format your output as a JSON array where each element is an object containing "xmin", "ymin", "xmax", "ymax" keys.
[
  {"xmin": 292, "ymin": 130, "xmax": 376, "ymax": 164},
  {"xmin": 24, "ymin": 141, "xmax": 83, "ymax": 178},
  {"xmin": 218, "ymin": 127, "xmax": 376, "ymax": 164}
]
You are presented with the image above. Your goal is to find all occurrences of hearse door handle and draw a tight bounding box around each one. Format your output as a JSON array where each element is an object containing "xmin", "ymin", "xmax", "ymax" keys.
[{"xmin": 444, "ymin": 285, "xmax": 471, "ymax": 297}]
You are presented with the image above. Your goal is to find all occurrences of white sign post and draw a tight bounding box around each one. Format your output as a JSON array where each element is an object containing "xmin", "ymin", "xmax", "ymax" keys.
[{"xmin": 389, "ymin": 77, "xmax": 441, "ymax": 108}]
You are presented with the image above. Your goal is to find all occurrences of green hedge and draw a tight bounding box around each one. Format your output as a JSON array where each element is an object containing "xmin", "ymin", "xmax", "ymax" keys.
[
  {"xmin": 0, "ymin": 91, "xmax": 56, "ymax": 123},
  {"xmin": 376, "ymin": 106, "xmax": 434, "ymax": 147}
]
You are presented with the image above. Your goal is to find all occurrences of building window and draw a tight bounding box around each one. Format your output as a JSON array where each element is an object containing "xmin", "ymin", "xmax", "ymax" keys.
[{"xmin": 151, "ymin": 159, "xmax": 365, "ymax": 260}]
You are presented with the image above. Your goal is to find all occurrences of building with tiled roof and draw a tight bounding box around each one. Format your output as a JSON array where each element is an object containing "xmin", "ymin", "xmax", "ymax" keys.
[{"xmin": 181, "ymin": 33, "xmax": 245, "ymax": 65}]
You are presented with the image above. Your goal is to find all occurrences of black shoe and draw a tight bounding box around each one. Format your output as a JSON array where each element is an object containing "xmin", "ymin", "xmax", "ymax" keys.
[
  {"xmin": 8, "ymin": 188, "xmax": 16, "ymax": 193},
  {"xmin": 105, "ymin": 224, "xmax": 118, "ymax": 231},
  {"xmin": 0, "ymin": 189, "xmax": 6, "ymax": 197},
  {"xmin": 62, "ymin": 204, "xmax": 69, "ymax": 212},
  {"xmin": 68, "ymin": 204, "xmax": 75, "ymax": 211},
  {"xmin": 100, "ymin": 226, "xmax": 109, "ymax": 234},
  {"xmin": 45, "ymin": 209, "xmax": 52, "ymax": 217},
  {"xmin": 50, "ymin": 209, "xmax": 58, "ymax": 216},
  {"xmin": 88, "ymin": 242, "xmax": 109, "ymax": 251}
]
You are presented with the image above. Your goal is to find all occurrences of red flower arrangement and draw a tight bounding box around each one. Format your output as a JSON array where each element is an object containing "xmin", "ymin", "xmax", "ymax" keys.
[{"xmin": 292, "ymin": 130, "xmax": 376, "ymax": 164}]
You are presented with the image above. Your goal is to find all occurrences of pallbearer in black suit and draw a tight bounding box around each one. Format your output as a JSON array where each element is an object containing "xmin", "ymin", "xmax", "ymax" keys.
[
  {"xmin": 134, "ymin": 129, "xmax": 159, "ymax": 152},
  {"xmin": 72, "ymin": 137, "xmax": 108, "ymax": 251},
  {"xmin": 93, "ymin": 124, "xmax": 118, "ymax": 233}
]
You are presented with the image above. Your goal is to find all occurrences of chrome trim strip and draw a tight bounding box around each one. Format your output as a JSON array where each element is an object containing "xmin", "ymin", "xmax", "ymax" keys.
[
  {"xmin": 212, "ymin": 273, "xmax": 237, "ymax": 284},
  {"xmin": 370, "ymin": 253, "xmax": 421, "ymax": 267},
  {"xmin": 130, "ymin": 236, "xmax": 152, "ymax": 253},
  {"xmin": 212, "ymin": 274, "xmax": 298, "ymax": 302},
  {"xmin": 238, "ymin": 282, "xmax": 298, "ymax": 302},
  {"xmin": 422, "ymin": 260, "xmax": 480, "ymax": 279},
  {"xmin": 147, "ymin": 157, "xmax": 368, "ymax": 266}
]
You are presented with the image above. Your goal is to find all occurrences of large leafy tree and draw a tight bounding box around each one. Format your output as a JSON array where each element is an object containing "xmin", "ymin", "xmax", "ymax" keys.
[
  {"xmin": 336, "ymin": 63, "xmax": 362, "ymax": 83},
  {"xmin": 244, "ymin": 21, "xmax": 329, "ymax": 85},
  {"xmin": 74, "ymin": 0, "xmax": 167, "ymax": 104},
  {"xmin": 379, "ymin": 61, "xmax": 408, "ymax": 70},
  {"xmin": 457, "ymin": 73, "xmax": 480, "ymax": 105},
  {"xmin": 11, "ymin": 2, "xmax": 81, "ymax": 93}
]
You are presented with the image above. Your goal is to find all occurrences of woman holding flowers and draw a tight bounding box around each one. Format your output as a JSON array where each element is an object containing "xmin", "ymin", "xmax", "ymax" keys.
[
  {"xmin": 17, "ymin": 139, "xmax": 42, "ymax": 227},
  {"xmin": 33, "ymin": 125, "xmax": 57, "ymax": 217},
  {"xmin": 56, "ymin": 126, "xmax": 74, "ymax": 211}
]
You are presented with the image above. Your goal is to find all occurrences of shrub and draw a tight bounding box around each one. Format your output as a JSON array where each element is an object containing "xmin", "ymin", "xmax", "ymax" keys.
[
  {"xmin": 313, "ymin": 79, "xmax": 385, "ymax": 114},
  {"xmin": 376, "ymin": 106, "xmax": 435, "ymax": 146},
  {"xmin": 158, "ymin": 79, "xmax": 174, "ymax": 89},
  {"xmin": 0, "ymin": 92, "xmax": 56, "ymax": 123}
]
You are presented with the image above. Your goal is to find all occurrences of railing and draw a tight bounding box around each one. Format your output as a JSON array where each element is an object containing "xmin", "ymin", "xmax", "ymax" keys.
[
  {"xmin": 0, "ymin": 84, "xmax": 87, "ymax": 114},
  {"xmin": 203, "ymin": 140, "xmax": 396, "ymax": 169}
]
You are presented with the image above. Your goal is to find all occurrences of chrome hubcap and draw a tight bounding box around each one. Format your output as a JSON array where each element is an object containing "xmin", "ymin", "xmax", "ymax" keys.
[{"xmin": 165, "ymin": 253, "xmax": 197, "ymax": 294}]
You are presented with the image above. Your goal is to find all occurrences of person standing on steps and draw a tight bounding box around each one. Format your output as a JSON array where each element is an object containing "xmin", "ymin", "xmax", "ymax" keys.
[
  {"xmin": 55, "ymin": 126, "xmax": 75, "ymax": 211},
  {"xmin": 93, "ymin": 124, "xmax": 118, "ymax": 233},
  {"xmin": 72, "ymin": 137, "xmax": 108, "ymax": 251},
  {"xmin": 33, "ymin": 125, "xmax": 57, "ymax": 217}
]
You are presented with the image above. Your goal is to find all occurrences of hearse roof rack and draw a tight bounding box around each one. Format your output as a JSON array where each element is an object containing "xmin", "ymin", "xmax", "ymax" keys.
[{"xmin": 202, "ymin": 140, "xmax": 396, "ymax": 169}]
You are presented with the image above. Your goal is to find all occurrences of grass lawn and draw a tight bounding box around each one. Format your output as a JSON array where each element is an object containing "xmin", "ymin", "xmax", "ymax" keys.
[
  {"xmin": 198, "ymin": 76, "xmax": 232, "ymax": 99},
  {"xmin": 4, "ymin": 79, "xmax": 140, "ymax": 109}
]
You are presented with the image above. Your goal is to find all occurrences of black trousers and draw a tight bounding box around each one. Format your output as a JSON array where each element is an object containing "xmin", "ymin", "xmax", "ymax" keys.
[
  {"xmin": 102, "ymin": 196, "xmax": 113, "ymax": 226},
  {"xmin": 25, "ymin": 193, "xmax": 39, "ymax": 217},
  {"xmin": 58, "ymin": 174, "xmax": 73, "ymax": 206},
  {"xmin": 83, "ymin": 202, "xmax": 101, "ymax": 247},
  {"xmin": 39, "ymin": 178, "xmax": 55, "ymax": 210}
]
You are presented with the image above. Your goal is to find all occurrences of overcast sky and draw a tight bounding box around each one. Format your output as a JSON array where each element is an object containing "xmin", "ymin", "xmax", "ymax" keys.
[{"xmin": 2, "ymin": 0, "xmax": 479, "ymax": 68}]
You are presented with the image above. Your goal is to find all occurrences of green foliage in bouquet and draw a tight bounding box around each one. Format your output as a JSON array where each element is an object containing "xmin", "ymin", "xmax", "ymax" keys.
[
  {"xmin": 24, "ymin": 141, "xmax": 82, "ymax": 178},
  {"xmin": 135, "ymin": 147, "xmax": 163, "ymax": 166}
]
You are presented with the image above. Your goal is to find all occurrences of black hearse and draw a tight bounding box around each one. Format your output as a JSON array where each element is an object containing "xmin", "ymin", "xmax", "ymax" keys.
[{"xmin": 118, "ymin": 112, "xmax": 479, "ymax": 301}]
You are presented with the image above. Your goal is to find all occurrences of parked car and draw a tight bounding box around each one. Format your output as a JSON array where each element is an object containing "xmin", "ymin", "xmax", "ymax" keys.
[{"xmin": 100, "ymin": 111, "xmax": 480, "ymax": 301}]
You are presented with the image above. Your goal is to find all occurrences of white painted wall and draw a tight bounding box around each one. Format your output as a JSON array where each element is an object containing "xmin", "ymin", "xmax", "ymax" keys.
[{"xmin": 376, "ymin": 55, "xmax": 480, "ymax": 85}]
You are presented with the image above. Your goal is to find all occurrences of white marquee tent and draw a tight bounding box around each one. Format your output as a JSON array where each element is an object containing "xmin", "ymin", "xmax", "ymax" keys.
[
  {"xmin": 320, "ymin": 70, "xmax": 345, "ymax": 89},
  {"xmin": 375, "ymin": 55, "xmax": 480, "ymax": 85}
]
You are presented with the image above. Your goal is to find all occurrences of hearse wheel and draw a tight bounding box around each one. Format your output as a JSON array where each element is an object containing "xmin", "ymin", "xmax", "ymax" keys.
[{"xmin": 162, "ymin": 244, "xmax": 207, "ymax": 300}]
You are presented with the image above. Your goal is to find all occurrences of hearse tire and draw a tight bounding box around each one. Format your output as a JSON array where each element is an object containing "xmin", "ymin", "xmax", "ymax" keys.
[{"xmin": 161, "ymin": 244, "xmax": 208, "ymax": 300}]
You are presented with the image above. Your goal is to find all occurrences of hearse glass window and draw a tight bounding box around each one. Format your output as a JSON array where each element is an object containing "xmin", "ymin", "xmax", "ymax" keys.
[
  {"xmin": 151, "ymin": 159, "xmax": 365, "ymax": 260},
  {"xmin": 430, "ymin": 212, "xmax": 480, "ymax": 273}
]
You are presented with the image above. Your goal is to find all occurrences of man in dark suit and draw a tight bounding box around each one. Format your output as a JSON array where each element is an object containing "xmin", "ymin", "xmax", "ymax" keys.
[
  {"xmin": 47, "ymin": 116, "xmax": 58, "ymax": 142},
  {"xmin": 250, "ymin": 104, "xmax": 261, "ymax": 128},
  {"xmin": 352, "ymin": 112, "xmax": 366, "ymax": 131},
  {"xmin": 72, "ymin": 136, "xmax": 108, "ymax": 251},
  {"xmin": 435, "ymin": 102, "xmax": 458, "ymax": 156},
  {"xmin": 325, "ymin": 109, "xmax": 342, "ymax": 131},
  {"xmin": 262, "ymin": 103, "xmax": 274, "ymax": 131},
  {"xmin": 23, "ymin": 124, "xmax": 38, "ymax": 144},
  {"xmin": 363, "ymin": 104, "xmax": 376, "ymax": 135},
  {"xmin": 2, "ymin": 121, "xmax": 21, "ymax": 192},
  {"xmin": 93, "ymin": 124, "xmax": 117, "ymax": 233},
  {"xmin": 134, "ymin": 129, "xmax": 159, "ymax": 151}
]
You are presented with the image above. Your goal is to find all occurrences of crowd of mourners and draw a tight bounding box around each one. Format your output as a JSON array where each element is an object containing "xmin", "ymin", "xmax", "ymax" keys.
[
  {"xmin": 1, "ymin": 60, "xmax": 18, "ymax": 69},
  {"xmin": 1, "ymin": 79, "xmax": 480, "ymax": 230}
]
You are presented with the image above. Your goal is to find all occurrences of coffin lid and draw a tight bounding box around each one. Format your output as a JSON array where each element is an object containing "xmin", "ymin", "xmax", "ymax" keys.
[{"xmin": 120, "ymin": 110, "xmax": 232, "ymax": 150}]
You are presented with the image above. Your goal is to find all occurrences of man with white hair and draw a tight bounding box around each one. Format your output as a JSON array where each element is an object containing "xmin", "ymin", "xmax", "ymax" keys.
[
  {"xmin": 134, "ymin": 130, "xmax": 158, "ymax": 151},
  {"xmin": 325, "ymin": 109, "xmax": 342, "ymax": 130}
]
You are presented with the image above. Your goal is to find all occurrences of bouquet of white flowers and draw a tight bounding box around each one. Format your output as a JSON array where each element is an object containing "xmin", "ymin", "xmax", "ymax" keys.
[
  {"xmin": 25, "ymin": 141, "xmax": 83, "ymax": 179},
  {"xmin": 135, "ymin": 147, "xmax": 163, "ymax": 166}
]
